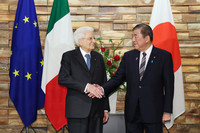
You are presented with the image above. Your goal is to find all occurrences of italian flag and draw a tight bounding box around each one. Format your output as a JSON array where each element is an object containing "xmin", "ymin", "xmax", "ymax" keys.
[
  {"xmin": 41, "ymin": 0, "xmax": 75, "ymax": 130},
  {"xmin": 150, "ymin": 0, "xmax": 185, "ymax": 129}
]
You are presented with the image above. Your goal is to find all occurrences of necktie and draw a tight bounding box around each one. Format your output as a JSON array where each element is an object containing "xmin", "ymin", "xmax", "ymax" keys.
[
  {"xmin": 139, "ymin": 52, "xmax": 146, "ymax": 81},
  {"xmin": 85, "ymin": 54, "xmax": 91, "ymax": 70}
]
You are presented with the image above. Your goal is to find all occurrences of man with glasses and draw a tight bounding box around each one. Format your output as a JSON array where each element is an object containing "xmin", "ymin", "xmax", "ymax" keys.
[
  {"xmin": 92, "ymin": 24, "xmax": 174, "ymax": 133},
  {"xmin": 58, "ymin": 26, "xmax": 110, "ymax": 133}
]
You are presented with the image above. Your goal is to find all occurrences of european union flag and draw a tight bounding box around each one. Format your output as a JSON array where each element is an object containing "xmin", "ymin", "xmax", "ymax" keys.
[{"xmin": 9, "ymin": 0, "xmax": 45, "ymax": 127}]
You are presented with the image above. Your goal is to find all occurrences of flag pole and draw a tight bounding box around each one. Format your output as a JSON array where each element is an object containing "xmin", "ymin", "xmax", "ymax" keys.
[
  {"xmin": 163, "ymin": 123, "xmax": 170, "ymax": 133},
  {"xmin": 62, "ymin": 127, "xmax": 64, "ymax": 133},
  {"xmin": 20, "ymin": 126, "xmax": 36, "ymax": 133},
  {"xmin": 61, "ymin": 124, "xmax": 68, "ymax": 133},
  {"xmin": 26, "ymin": 127, "xmax": 29, "ymax": 133},
  {"xmin": 20, "ymin": 127, "xmax": 25, "ymax": 133}
]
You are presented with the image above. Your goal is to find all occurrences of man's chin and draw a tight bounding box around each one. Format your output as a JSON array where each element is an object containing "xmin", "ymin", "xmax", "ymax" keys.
[
  {"xmin": 133, "ymin": 45, "xmax": 138, "ymax": 50},
  {"xmin": 91, "ymin": 46, "xmax": 95, "ymax": 50}
]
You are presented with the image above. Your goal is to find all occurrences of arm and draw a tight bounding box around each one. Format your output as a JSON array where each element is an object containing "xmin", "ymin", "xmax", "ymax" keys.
[
  {"xmin": 102, "ymin": 59, "xmax": 110, "ymax": 123},
  {"xmin": 58, "ymin": 53, "xmax": 87, "ymax": 93},
  {"xmin": 103, "ymin": 53, "xmax": 127, "ymax": 97},
  {"xmin": 101, "ymin": 55, "xmax": 110, "ymax": 111},
  {"xmin": 162, "ymin": 52, "xmax": 174, "ymax": 122},
  {"xmin": 163, "ymin": 52, "xmax": 174, "ymax": 113},
  {"xmin": 59, "ymin": 52, "xmax": 105, "ymax": 98}
]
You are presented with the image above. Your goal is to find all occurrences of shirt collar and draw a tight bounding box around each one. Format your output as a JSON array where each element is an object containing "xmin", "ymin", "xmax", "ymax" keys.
[
  {"xmin": 143, "ymin": 44, "xmax": 153, "ymax": 55},
  {"xmin": 80, "ymin": 47, "xmax": 90, "ymax": 57}
]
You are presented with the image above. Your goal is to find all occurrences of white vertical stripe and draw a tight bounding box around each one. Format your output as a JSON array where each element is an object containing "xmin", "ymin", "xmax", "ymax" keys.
[
  {"xmin": 41, "ymin": 13, "xmax": 75, "ymax": 93},
  {"xmin": 150, "ymin": 0, "xmax": 174, "ymax": 29},
  {"xmin": 165, "ymin": 66, "xmax": 185, "ymax": 129}
]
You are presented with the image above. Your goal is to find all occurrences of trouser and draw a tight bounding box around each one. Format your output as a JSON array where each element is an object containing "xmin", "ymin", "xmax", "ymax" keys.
[
  {"xmin": 67, "ymin": 101, "xmax": 103, "ymax": 133},
  {"xmin": 126, "ymin": 101, "xmax": 163, "ymax": 133}
]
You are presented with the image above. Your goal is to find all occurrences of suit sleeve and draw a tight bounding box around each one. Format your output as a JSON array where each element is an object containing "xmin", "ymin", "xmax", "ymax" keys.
[
  {"xmin": 100, "ymin": 55, "xmax": 110, "ymax": 111},
  {"xmin": 163, "ymin": 52, "xmax": 174, "ymax": 113},
  {"xmin": 103, "ymin": 53, "xmax": 127, "ymax": 97},
  {"xmin": 58, "ymin": 53, "xmax": 87, "ymax": 93}
]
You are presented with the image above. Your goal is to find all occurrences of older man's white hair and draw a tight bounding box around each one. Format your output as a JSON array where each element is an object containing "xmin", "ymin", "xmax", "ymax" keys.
[{"xmin": 74, "ymin": 26, "xmax": 94, "ymax": 46}]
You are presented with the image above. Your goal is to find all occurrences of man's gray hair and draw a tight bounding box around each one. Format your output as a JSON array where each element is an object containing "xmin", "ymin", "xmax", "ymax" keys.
[{"xmin": 74, "ymin": 26, "xmax": 94, "ymax": 46}]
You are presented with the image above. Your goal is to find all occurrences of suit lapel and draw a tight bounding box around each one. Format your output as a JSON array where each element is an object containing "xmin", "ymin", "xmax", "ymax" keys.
[
  {"xmin": 134, "ymin": 50, "xmax": 140, "ymax": 81},
  {"xmin": 74, "ymin": 48, "xmax": 89, "ymax": 72},
  {"xmin": 90, "ymin": 51, "xmax": 97, "ymax": 74},
  {"xmin": 142, "ymin": 46, "xmax": 158, "ymax": 81}
]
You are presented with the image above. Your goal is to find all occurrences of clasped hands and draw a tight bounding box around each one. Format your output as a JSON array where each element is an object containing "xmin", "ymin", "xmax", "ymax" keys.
[{"xmin": 85, "ymin": 84, "xmax": 103, "ymax": 98}]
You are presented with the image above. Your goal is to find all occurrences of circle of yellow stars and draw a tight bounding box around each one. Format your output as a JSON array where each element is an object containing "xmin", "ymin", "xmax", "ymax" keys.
[
  {"xmin": 12, "ymin": 60, "xmax": 43, "ymax": 80},
  {"xmin": 12, "ymin": 15, "xmax": 41, "ymax": 81},
  {"xmin": 14, "ymin": 16, "xmax": 38, "ymax": 28},
  {"xmin": 12, "ymin": 70, "xmax": 32, "ymax": 80}
]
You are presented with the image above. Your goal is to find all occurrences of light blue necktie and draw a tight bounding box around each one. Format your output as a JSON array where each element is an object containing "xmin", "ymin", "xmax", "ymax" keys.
[{"xmin": 85, "ymin": 54, "xmax": 91, "ymax": 70}]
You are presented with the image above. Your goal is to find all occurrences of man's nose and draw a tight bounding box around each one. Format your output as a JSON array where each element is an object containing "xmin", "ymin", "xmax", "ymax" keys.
[
  {"xmin": 132, "ymin": 37, "xmax": 135, "ymax": 42},
  {"xmin": 92, "ymin": 38, "xmax": 96, "ymax": 43}
]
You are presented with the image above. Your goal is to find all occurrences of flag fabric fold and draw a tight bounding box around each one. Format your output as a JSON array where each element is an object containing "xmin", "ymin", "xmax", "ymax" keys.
[
  {"xmin": 9, "ymin": 0, "xmax": 45, "ymax": 127},
  {"xmin": 41, "ymin": 0, "xmax": 75, "ymax": 130},
  {"xmin": 150, "ymin": 0, "xmax": 185, "ymax": 129}
]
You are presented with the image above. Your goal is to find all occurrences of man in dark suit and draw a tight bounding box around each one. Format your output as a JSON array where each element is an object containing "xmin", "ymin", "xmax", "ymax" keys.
[
  {"xmin": 58, "ymin": 26, "xmax": 110, "ymax": 133},
  {"xmin": 93, "ymin": 24, "xmax": 174, "ymax": 133}
]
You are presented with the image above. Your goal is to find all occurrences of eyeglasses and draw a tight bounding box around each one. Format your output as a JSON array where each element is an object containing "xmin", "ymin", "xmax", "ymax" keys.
[
  {"xmin": 82, "ymin": 37, "xmax": 96, "ymax": 41},
  {"xmin": 132, "ymin": 34, "xmax": 140, "ymax": 39}
]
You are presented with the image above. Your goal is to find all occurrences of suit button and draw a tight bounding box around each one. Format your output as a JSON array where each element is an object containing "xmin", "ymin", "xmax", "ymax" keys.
[{"xmin": 139, "ymin": 86, "xmax": 141, "ymax": 88}]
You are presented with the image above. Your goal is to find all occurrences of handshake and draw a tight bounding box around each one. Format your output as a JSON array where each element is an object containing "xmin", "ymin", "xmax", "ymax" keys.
[{"xmin": 85, "ymin": 83, "xmax": 104, "ymax": 99}]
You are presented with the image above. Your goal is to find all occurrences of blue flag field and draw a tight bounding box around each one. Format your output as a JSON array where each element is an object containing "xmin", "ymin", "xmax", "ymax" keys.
[{"xmin": 9, "ymin": 0, "xmax": 45, "ymax": 127}]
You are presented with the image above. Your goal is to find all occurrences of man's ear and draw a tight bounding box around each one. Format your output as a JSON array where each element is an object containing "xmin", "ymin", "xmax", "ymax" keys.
[
  {"xmin": 78, "ymin": 39, "xmax": 82, "ymax": 46},
  {"xmin": 145, "ymin": 36, "xmax": 150, "ymax": 43}
]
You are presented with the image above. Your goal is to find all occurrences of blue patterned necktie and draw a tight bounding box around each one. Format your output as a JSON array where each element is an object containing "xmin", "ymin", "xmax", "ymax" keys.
[
  {"xmin": 85, "ymin": 54, "xmax": 91, "ymax": 70},
  {"xmin": 139, "ymin": 52, "xmax": 146, "ymax": 81}
]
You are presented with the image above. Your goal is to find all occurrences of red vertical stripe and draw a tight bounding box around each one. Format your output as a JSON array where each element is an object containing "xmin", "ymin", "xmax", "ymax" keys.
[
  {"xmin": 152, "ymin": 22, "xmax": 181, "ymax": 72},
  {"xmin": 45, "ymin": 75, "xmax": 67, "ymax": 130}
]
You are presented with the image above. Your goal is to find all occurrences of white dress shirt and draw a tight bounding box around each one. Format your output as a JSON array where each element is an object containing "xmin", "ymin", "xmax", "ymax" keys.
[
  {"xmin": 139, "ymin": 44, "xmax": 153, "ymax": 69},
  {"xmin": 79, "ymin": 47, "xmax": 91, "ymax": 92},
  {"xmin": 80, "ymin": 47, "xmax": 91, "ymax": 64}
]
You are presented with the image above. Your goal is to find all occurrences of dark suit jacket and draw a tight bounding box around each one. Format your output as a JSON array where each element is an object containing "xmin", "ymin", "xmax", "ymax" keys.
[
  {"xmin": 58, "ymin": 48, "xmax": 110, "ymax": 118},
  {"xmin": 103, "ymin": 46, "xmax": 174, "ymax": 123}
]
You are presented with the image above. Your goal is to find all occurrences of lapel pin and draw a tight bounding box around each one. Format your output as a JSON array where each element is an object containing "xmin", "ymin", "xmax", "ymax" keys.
[
  {"xmin": 151, "ymin": 56, "xmax": 156, "ymax": 63},
  {"xmin": 136, "ymin": 57, "xmax": 138, "ymax": 60}
]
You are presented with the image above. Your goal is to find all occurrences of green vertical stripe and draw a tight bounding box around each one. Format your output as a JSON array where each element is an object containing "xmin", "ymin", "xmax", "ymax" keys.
[{"xmin": 47, "ymin": 0, "xmax": 70, "ymax": 34}]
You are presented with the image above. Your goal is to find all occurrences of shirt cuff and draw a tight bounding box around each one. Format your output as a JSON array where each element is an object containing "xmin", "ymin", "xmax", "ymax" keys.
[
  {"xmin": 101, "ymin": 86, "xmax": 104, "ymax": 94},
  {"xmin": 101, "ymin": 86, "xmax": 105, "ymax": 97},
  {"xmin": 84, "ymin": 83, "xmax": 89, "ymax": 92}
]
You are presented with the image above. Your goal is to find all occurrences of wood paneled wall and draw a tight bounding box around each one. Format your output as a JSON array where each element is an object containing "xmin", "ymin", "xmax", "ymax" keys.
[{"xmin": 0, "ymin": 0, "xmax": 199, "ymax": 132}]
